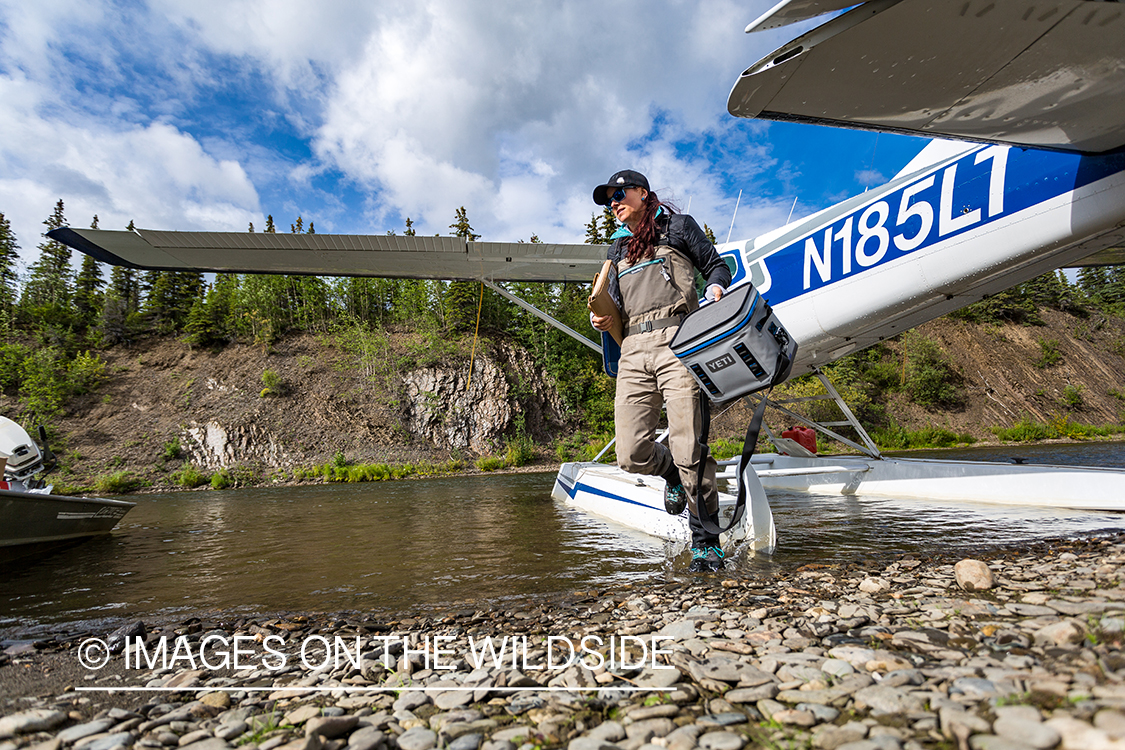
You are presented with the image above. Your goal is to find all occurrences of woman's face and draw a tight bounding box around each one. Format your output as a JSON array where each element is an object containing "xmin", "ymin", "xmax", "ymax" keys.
[{"xmin": 611, "ymin": 186, "xmax": 648, "ymax": 230}]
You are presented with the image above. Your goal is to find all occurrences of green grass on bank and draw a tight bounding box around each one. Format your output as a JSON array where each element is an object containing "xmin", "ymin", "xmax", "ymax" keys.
[
  {"xmin": 294, "ymin": 457, "xmax": 467, "ymax": 483},
  {"xmin": 992, "ymin": 416, "xmax": 1125, "ymax": 443},
  {"xmin": 63, "ymin": 415, "xmax": 1125, "ymax": 496}
]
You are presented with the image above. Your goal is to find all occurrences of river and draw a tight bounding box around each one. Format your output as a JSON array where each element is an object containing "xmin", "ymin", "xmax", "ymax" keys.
[{"xmin": 2, "ymin": 442, "xmax": 1124, "ymax": 638}]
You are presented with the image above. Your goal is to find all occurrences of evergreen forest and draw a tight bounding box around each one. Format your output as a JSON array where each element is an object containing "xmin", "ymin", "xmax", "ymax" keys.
[{"xmin": 2, "ymin": 198, "xmax": 1125, "ymax": 485}]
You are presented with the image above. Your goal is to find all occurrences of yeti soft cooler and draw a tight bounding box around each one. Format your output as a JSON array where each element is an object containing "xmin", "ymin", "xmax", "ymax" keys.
[{"xmin": 668, "ymin": 284, "xmax": 797, "ymax": 402}]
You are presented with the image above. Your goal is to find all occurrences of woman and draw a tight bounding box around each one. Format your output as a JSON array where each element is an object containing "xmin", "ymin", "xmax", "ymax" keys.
[{"xmin": 590, "ymin": 170, "xmax": 731, "ymax": 572}]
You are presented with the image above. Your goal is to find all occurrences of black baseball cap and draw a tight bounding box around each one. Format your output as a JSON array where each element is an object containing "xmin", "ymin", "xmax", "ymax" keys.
[{"xmin": 592, "ymin": 169, "xmax": 650, "ymax": 206}]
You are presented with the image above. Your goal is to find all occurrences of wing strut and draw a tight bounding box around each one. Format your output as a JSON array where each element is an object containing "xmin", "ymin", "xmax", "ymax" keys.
[{"xmin": 481, "ymin": 280, "xmax": 602, "ymax": 355}]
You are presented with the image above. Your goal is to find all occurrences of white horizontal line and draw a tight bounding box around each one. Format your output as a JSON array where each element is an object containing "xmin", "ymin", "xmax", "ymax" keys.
[{"xmin": 75, "ymin": 686, "xmax": 672, "ymax": 693}]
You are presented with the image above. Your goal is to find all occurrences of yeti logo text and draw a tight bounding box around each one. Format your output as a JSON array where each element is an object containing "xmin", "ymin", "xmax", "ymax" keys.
[{"xmin": 706, "ymin": 354, "xmax": 735, "ymax": 372}]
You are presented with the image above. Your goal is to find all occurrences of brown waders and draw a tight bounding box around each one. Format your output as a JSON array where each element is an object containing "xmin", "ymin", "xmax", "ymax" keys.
[{"xmin": 615, "ymin": 245, "xmax": 720, "ymax": 549}]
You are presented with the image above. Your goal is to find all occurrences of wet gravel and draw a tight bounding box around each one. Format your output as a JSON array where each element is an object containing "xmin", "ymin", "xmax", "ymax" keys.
[{"xmin": 6, "ymin": 534, "xmax": 1125, "ymax": 750}]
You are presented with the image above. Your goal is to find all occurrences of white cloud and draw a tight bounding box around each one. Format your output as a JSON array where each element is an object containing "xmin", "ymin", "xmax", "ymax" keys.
[
  {"xmin": 312, "ymin": 0, "xmax": 785, "ymax": 240},
  {"xmin": 0, "ymin": 0, "xmax": 805, "ymax": 274},
  {"xmin": 0, "ymin": 72, "xmax": 260, "ymax": 267},
  {"xmin": 855, "ymin": 168, "xmax": 887, "ymax": 187}
]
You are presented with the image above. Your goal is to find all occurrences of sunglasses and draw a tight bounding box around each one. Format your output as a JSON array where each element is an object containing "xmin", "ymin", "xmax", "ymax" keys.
[{"xmin": 608, "ymin": 187, "xmax": 631, "ymax": 203}]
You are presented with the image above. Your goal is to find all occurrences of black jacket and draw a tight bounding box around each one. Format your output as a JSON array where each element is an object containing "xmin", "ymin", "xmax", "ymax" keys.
[{"xmin": 606, "ymin": 212, "xmax": 731, "ymax": 311}]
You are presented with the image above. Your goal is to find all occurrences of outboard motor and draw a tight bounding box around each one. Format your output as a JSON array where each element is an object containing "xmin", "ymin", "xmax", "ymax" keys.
[{"xmin": 0, "ymin": 416, "xmax": 54, "ymax": 486}]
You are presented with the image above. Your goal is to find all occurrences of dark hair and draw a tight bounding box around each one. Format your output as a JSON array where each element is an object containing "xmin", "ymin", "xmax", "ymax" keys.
[{"xmin": 624, "ymin": 190, "xmax": 678, "ymax": 264}]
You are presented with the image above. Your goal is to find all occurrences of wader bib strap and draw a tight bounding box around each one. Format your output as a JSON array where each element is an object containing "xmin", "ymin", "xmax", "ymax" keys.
[
  {"xmin": 625, "ymin": 315, "xmax": 683, "ymax": 337},
  {"xmin": 694, "ymin": 348, "xmax": 791, "ymax": 536}
]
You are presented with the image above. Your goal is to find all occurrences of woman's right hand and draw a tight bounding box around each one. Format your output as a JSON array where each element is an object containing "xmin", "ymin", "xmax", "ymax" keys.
[{"xmin": 590, "ymin": 313, "xmax": 613, "ymax": 332}]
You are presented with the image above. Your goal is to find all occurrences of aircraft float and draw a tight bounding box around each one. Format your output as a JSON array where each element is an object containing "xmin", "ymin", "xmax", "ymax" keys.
[{"xmin": 48, "ymin": 0, "xmax": 1125, "ymax": 554}]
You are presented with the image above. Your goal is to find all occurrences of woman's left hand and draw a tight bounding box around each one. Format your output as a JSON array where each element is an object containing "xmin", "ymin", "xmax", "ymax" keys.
[{"xmin": 706, "ymin": 284, "xmax": 725, "ymax": 302}]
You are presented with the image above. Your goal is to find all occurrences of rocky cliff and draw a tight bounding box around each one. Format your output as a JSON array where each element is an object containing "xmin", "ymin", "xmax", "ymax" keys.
[
  {"xmin": 32, "ymin": 332, "xmax": 567, "ymax": 490},
  {"xmin": 7, "ymin": 305, "xmax": 1124, "ymax": 492}
]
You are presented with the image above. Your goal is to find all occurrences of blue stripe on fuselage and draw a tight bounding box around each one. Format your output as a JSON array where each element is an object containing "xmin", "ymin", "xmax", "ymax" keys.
[{"xmin": 743, "ymin": 146, "xmax": 1125, "ymax": 305}]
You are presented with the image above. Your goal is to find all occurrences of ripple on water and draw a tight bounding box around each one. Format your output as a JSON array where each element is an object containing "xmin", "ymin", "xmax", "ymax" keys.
[{"xmin": 2, "ymin": 442, "xmax": 1124, "ymax": 635}]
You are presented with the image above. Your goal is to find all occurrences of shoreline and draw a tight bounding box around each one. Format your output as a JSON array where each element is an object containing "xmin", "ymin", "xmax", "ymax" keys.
[
  {"xmin": 71, "ymin": 435, "xmax": 1125, "ymax": 497},
  {"xmin": 5, "ymin": 532, "xmax": 1125, "ymax": 750}
]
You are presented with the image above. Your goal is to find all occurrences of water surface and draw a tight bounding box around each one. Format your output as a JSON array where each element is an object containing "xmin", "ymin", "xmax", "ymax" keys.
[{"xmin": 2, "ymin": 442, "xmax": 1123, "ymax": 637}]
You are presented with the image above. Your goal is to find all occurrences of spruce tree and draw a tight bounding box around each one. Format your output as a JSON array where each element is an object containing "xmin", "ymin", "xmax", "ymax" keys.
[
  {"xmin": 445, "ymin": 207, "xmax": 482, "ymax": 331},
  {"xmin": 584, "ymin": 213, "xmax": 601, "ymax": 244},
  {"xmin": 600, "ymin": 207, "xmax": 619, "ymax": 242},
  {"xmin": 1105, "ymin": 266, "xmax": 1125, "ymax": 309},
  {"xmin": 449, "ymin": 207, "xmax": 480, "ymax": 241},
  {"xmin": 110, "ymin": 220, "xmax": 140, "ymax": 314},
  {"xmin": 1078, "ymin": 266, "xmax": 1109, "ymax": 305},
  {"xmin": 22, "ymin": 199, "xmax": 74, "ymax": 310},
  {"xmin": 143, "ymin": 271, "xmax": 175, "ymax": 332},
  {"xmin": 0, "ymin": 212, "xmax": 20, "ymax": 313},
  {"xmin": 74, "ymin": 215, "xmax": 106, "ymax": 326}
]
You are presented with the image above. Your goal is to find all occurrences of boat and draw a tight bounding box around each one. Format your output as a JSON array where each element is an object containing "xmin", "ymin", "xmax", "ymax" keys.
[
  {"xmin": 0, "ymin": 416, "xmax": 134, "ymax": 555},
  {"xmin": 552, "ymin": 374, "xmax": 1125, "ymax": 550}
]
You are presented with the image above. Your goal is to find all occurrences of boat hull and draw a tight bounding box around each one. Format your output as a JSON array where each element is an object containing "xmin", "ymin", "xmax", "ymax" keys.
[
  {"xmin": 552, "ymin": 462, "xmax": 774, "ymax": 551},
  {"xmin": 751, "ymin": 454, "xmax": 1125, "ymax": 510},
  {"xmin": 0, "ymin": 489, "xmax": 135, "ymax": 548}
]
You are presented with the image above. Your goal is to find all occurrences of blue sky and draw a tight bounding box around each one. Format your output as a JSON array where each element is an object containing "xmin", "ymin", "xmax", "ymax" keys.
[{"xmin": 0, "ymin": 0, "xmax": 930, "ymax": 272}]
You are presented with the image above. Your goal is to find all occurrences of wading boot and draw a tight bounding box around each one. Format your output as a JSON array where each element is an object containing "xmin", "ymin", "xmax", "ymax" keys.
[
  {"xmin": 688, "ymin": 546, "xmax": 724, "ymax": 573},
  {"xmin": 662, "ymin": 466, "xmax": 687, "ymax": 515}
]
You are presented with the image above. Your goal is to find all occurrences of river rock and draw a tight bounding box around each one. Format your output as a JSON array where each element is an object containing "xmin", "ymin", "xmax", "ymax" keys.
[
  {"xmin": 305, "ymin": 717, "xmax": 357, "ymax": 739},
  {"xmin": 0, "ymin": 710, "xmax": 68, "ymax": 738},
  {"xmin": 199, "ymin": 693, "xmax": 230, "ymax": 710},
  {"xmin": 284, "ymin": 707, "xmax": 322, "ymax": 727},
  {"xmin": 57, "ymin": 720, "xmax": 117, "ymax": 745},
  {"xmin": 346, "ymin": 728, "xmax": 384, "ymax": 750},
  {"xmin": 395, "ymin": 728, "xmax": 437, "ymax": 750},
  {"xmin": 954, "ymin": 560, "xmax": 995, "ymax": 591},
  {"xmin": 1093, "ymin": 710, "xmax": 1125, "ymax": 738},
  {"xmin": 852, "ymin": 685, "xmax": 924, "ymax": 714},
  {"xmin": 812, "ymin": 722, "xmax": 868, "ymax": 750},
  {"xmin": 179, "ymin": 740, "xmax": 230, "ymax": 750},
  {"xmin": 585, "ymin": 722, "xmax": 624, "ymax": 743},
  {"xmin": 83, "ymin": 734, "xmax": 135, "ymax": 750},
  {"xmin": 1033, "ymin": 620, "xmax": 1085, "ymax": 647},
  {"xmin": 566, "ymin": 740, "xmax": 619, "ymax": 750},
  {"xmin": 967, "ymin": 737, "xmax": 1041, "ymax": 750},
  {"xmin": 624, "ymin": 718, "xmax": 675, "ymax": 742},
  {"xmin": 992, "ymin": 717, "xmax": 1060, "ymax": 750},
  {"xmin": 697, "ymin": 732, "xmax": 744, "ymax": 750},
  {"xmin": 214, "ymin": 724, "xmax": 247, "ymax": 742},
  {"xmin": 447, "ymin": 735, "xmax": 482, "ymax": 750},
  {"xmin": 724, "ymin": 683, "xmax": 778, "ymax": 703}
]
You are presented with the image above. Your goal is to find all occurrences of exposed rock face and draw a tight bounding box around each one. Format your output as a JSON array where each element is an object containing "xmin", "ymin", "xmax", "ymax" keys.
[
  {"xmin": 182, "ymin": 420, "xmax": 292, "ymax": 470},
  {"xmin": 403, "ymin": 341, "xmax": 565, "ymax": 453}
]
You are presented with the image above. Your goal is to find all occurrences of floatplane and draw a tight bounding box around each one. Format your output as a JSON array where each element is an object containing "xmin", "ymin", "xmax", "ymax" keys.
[{"xmin": 48, "ymin": 0, "xmax": 1125, "ymax": 553}]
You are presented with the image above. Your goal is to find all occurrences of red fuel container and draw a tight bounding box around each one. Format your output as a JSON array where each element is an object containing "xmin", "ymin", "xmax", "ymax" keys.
[{"xmin": 781, "ymin": 426, "xmax": 817, "ymax": 454}]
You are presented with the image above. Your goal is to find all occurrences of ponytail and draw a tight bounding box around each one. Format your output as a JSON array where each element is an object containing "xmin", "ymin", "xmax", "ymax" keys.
[{"xmin": 624, "ymin": 191, "xmax": 677, "ymax": 264}]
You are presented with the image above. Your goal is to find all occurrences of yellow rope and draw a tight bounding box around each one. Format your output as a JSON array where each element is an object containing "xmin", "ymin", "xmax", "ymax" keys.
[{"xmin": 466, "ymin": 281, "xmax": 484, "ymax": 392}]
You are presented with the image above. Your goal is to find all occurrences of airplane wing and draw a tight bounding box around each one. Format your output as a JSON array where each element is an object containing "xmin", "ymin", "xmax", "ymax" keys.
[
  {"xmin": 729, "ymin": 0, "xmax": 1125, "ymax": 154},
  {"xmin": 47, "ymin": 227, "xmax": 608, "ymax": 283},
  {"xmin": 1065, "ymin": 247, "xmax": 1125, "ymax": 267},
  {"xmin": 744, "ymin": 0, "xmax": 861, "ymax": 32}
]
